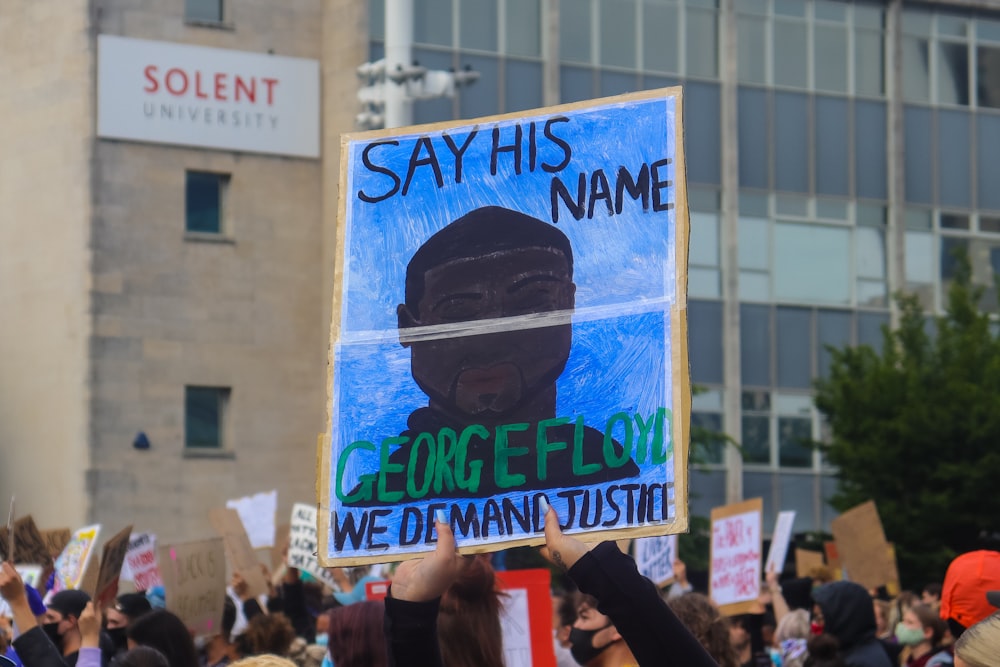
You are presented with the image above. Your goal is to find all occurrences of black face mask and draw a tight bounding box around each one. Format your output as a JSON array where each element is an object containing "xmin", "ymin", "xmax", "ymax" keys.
[
  {"xmin": 106, "ymin": 626, "xmax": 128, "ymax": 653},
  {"xmin": 569, "ymin": 624, "xmax": 614, "ymax": 666},
  {"xmin": 42, "ymin": 622, "xmax": 63, "ymax": 652}
]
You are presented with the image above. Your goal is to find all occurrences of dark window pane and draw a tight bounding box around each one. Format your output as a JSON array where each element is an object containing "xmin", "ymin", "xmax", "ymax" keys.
[
  {"xmin": 686, "ymin": 82, "xmax": 721, "ymax": 185},
  {"xmin": 744, "ymin": 472, "xmax": 776, "ymax": 531},
  {"xmin": 412, "ymin": 49, "xmax": 455, "ymax": 124},
  {"xmin": 977, "ymin": 45, "xmax": 1000, "ymax": 108},
  {"xmin": 689, "ymin": 469, "xmax": 727, "ymax": 519},
  {"xmin": 941, "ymin": 212, "xmax": 969, "ymax": 230},
  {"xmin": 938, "ymin": 110, "xmax": 971, "ymax": 208},
  {"xmin": 857, "ymin": 312, "xmax": 888, "ymax": 352},
  {"xmin": 560, "ymin": 2, "xmax": 592, "ymax": 63},
  {"xmin": 774, "ymin": 20, "xmax": 808, "ymax": 87},
  {"xmin": 815, "ymin": 96, "xmax": 849, "ymax": 196},
  {"xmin": 779, "ymin": 473, "xmax": 817, "ymax": 531},
  {"xmin": 778, "ymin": 417, "xmax": 813, "ymax": 467},
  {"xmin": 369, "ymin": 0, "xmax": 385, "ymax": 39},
  {"xmin": 692, "ymin": 412, "xmax": 725, "ymax": 464},
  {"xmin": 644, "ymin": 2, "xmax": 679, "ymax": 73},
  {"xmin": 600, "ymin": 0, "xmax": 637, "ymax": 68},
  {"xmin": 415, "ymin": 0, "xmax": 453, "ymax": 46},
  {"xmin": 741, "ymin": 304, "xmax": 771, "ymax": 387},
  {"xmin": 774, "ymin": 92, "xmax": 809, "ymax": 193},
  {"xmin": 938, "ymin": 42, "xmax": 969, "ymax": 106},
  {"xmin": 185, "ymin": 172, "xmax": 224, "ymax": 234},
  {"xmin": 686, "ymin": 9, "xmax": 718, "ymax": 78},
  {"xmin": 460, "ymin": 0, "xmax": 498, "ymax": 51},
  {"xmin": 902, "ymin": 37, "xmax": 930, "ymax": 102},
  {"xmin": 600, "ymin": 70, "xmax": 638, "ymax": 97},
  {"xmin": 690, "ymin": 300, "xmax": 723, "ymax": 384},
  {"xmin": 505, "ymin": 60, "xmax": 543, "ymax": 113},
  {"xmin": 979, "ymin": 114, "xmax": 1000, "ymax": 211},
  {"xmin": 855, "ymin": 100, "xmax": 887, "ymax": 200},
  {"xmin": 561, "ymin": 65, "xmax": 594, "ymax": 103},
  {"xmin": 459, "ymin": 55, "xmax": 499, "ymax": 119},
  {"xmin": 506, "ymin": 0, "xmax": 541, "ymax": 56},
  {"xmin": 904, "ymin": 106, "xmax": 933, "ymax": 204},
  {"xmin": 185, "ymin": 0, "xmax": 223, "ymax": 22},
  {"xmin": 941, "ymin": 236, "xmax": 968, "ymax": 281},
  {"xmin": 369, "ymin": 40, "xmax": 385, "ymax": 61},
  {"xmin": 185, "ymin": 387, "xmax": 226, "ymax": 448},
  {"xmin": 815, "ymin": 24, "xmax": 848, "ymax": 92},
  {"xmin": 738, "ymin": 87, "xmax": 769, "ymax": 189},
  {"xmin": 742, "ymin": 389, "xmax": 770, "ymax": 412},
  {"xmin": 855, "ymin": 29, "xmax": 884, "ymax": 96},
  {"xmin": 776, "ymin": 307, "xmax": 812, "ymax": 389},
  {"xmin": 742, "ymin": 416, "xmax": 771, "ymax": 464},
  {"xmin": 817, "ymin": 310, "xmax": 851, "ymax": 380},
  {"xmin": 738, "ymin": 15, "xmax": 767, "ymax": 84}
]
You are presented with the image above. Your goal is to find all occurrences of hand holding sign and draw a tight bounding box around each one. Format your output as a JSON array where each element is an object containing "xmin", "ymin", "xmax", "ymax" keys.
[
  {"xmin": 78, "ymin": 602, "xmax": 102, "ymax": 649},
  {"xmin": 539, "ymin": 499, "xmax": 592, "ymax": 572},
  {"xmin": 389, "ymin": 512, "xmax": 468, "ymax": 603},
  {"xmin": 0, "ymin": 562, "xmax": 26, "ymax": 606}
]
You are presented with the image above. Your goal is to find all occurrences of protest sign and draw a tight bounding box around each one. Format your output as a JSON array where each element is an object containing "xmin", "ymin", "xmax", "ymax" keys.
[
  {"xmin": 52, "ymin": 525, "xmax": 101, "ymax": 593},
  {"xmin": 120, "ymin": 533, "xmax": 163, "ymax": 591},
  {"xmin": 823, "ymin": 541, "xmax": 843, "ymax": 580},
  {"xmin": 41, "ymin": 529, "xmax": 72, "ymax": 560},
  {"xmin": 830, "ymin": 500, "xmax": 895, "ymax": 590},
  {"xmin": 10, "ymin": 516, "xmax": 51, "ymax": 567},
  {"xmin": 15, "ymin": 565, "xmax": 43, "ymax": 589},
  {"xmin": 710, "ymin": 498, "xmax": 763, "ymax": 615},
  {"xmin": 795, "ymin": 549, "xmax": 825, "ymax": 578},
  {"xmin": 496, "ymin": 569, "xmax": 557, "ymax": 667},
  {"xmin": 764, "ymin": 511, "xmax": 796, "ymax": 576},
  {"xmin": 94, "ymin": 525, "xmax": 133, "ymax": 606},
  {"xmin": 634, "ymin": 534, "xmax": 679, "ymax": 587},
  {"xmin": 209, "ymin": 508, "xmax": 269, "ymax": 598},
  {"xmin": 226, "ymin": 490, "xmax": 278, "ymax": 549},
  {"xmin": 288, "ymin": 503, "xmax": 337, "ymax": 589},
  {"xmin": 318, "ymin": 88, "xmax": 691, "ymax": 565},
  {"xmin": 364, "ymin": 579, "xmax": 390, "ymax": 600},
  {"xmin": 158, "ymin": 538, "xmax": 227, "ymax": 636}
]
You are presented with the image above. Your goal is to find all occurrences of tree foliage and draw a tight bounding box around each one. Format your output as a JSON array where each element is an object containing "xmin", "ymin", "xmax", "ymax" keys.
[{"xmin": 815, "ymin": 254, "xmax": 1000, "ymax": 588}]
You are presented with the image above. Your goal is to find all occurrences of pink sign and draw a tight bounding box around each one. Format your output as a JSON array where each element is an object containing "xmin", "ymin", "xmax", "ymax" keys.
[{"xmin": 710, "ymin": 498, "xmax": 763, "ymax": 614}]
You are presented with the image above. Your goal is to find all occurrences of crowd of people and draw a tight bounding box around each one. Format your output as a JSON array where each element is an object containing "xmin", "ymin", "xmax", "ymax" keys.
[{"xmin": 1, "ymin": 504, "xmax": 998, "ymax": 667}]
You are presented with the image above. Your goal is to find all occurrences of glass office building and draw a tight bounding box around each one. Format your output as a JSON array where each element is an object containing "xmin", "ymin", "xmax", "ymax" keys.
[{"xmin": 367, "ymin": 0, "xmax": 1000, "ymax": 534}]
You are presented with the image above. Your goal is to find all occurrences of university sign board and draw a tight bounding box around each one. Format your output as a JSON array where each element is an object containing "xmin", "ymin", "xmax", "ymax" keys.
[
  {"xmin": 97, "ymin": 35, "xmax": 320, "ymax": 158},
  {"xmin": 318, "ymin": 88, "xmax": 691, "ymax": 565}
]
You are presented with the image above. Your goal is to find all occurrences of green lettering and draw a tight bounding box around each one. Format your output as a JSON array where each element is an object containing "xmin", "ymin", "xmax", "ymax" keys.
[
  {"xmin": 377, "ymin": 436, "xmax": 407, "ymax": 502},
  {"xmin": 336, "ymin": 440, "xmax": 375, "ymax": 503},
  {"xmin": 495, "ymin": 422, "xmax": 530, "ymax": 488},
  {"xmin": 651, "ymin": 408, "xmax": 672, "ymax": 464},
  {"xmin": 406, "ymin": 432, "xmax": 436, "ymax": 499},
  {"xmin": 456, "ymin": 425, "xmax": 487, "ymax": 492},
  {"xmin": 634, "ymin": 412, "xmax": 655, "ymax": 465},
  {"xmin": 434, "ymin": 427, "xmax": 458, "ymax": 493},
  {"xmin": 572, "ymin": 415, "xmax": 601, "ymax": 476},
  {"xmin": 603, "ymin": 412, "xmax": 633, "ymax": 468},
  {"xmin": 536, "ymin": 417, "xmax": 570, "ymax": 481}
]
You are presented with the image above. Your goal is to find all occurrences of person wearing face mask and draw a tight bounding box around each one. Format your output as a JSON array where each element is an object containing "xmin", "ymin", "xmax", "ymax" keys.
[
  {"xmin": 895, "ymin": 604, "xmax": 952, "ymax": 667},
  {"xmin": 104, "ymin": 594, "xmax": 152, "ymax": 657},
  {"xmin": 0, "ymin": 562, "xmax": 65, "ymax": 667},
  {"xmin": 42, "ymin": 589, "xmax": 93, "ymax": 666}
]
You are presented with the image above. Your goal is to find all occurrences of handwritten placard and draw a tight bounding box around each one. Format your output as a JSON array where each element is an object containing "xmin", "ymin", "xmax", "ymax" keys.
[
  {"xmin": 226, "ymin": 490, "xmax": 278, "ymax": 549},
  {"xmin": 288, "ymin": 503, "xmax": 337, "ymax": 589},
  {"xmin": 52, "ymin": 525, "xmax": 101, "ymax": 593},
  {"xmin": 634, "ymin": 534, "xmax": 679, "ymax": 587},
  {"xmin": 208, "ymin": 508, "xmax": 268, "ymax": 598},
  {"xmin": 830, "ymin": 500, "xmax": 895, "ymax": 590},
  {"xmin": 710, "ymin": 498, "xmax": 763, "ymax": 615},
  {"xmin": 158, "ymin": 538, "xmax": 227, "ymax": 636},
  {"xmin": 120, "ymin": 533, "xmax": 163, "ymax": 591},
  {"xmin": 95, "ymin": 525, "xmax": 134, "ymax": 606},
  {"xmin": 764, "ymin": 511, "xmax": 796, "ymax": 575}
]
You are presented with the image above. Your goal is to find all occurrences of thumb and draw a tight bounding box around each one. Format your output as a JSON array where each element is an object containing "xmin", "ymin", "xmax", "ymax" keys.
[
  {"xmin": 434, "ymin": 509, "xmax": 455, "ymax": 555},
  {"xmin": 541, "ymin": 497, "xmax": 562, "ymax": 544}
]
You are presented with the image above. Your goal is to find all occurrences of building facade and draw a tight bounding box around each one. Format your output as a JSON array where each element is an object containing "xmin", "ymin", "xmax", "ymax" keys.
[{"xmin": 2, "ymin": 0, "xmax": 999, "ymax": 541}]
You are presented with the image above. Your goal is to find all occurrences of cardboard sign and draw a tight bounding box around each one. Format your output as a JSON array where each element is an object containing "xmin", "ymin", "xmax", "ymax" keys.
[
  {"xmin": 496, "ymin": 569, "xmax": 557, "ymax": 667},
  {"xmin": 318, "ymin": 88, "xmax": 691, "ymax": 565},
  {"xmin": 15, "ymin": 565, "xmax": 43, "ymax": 589},
  {"xmin": 634, "ymin": 534, "xmax": 679, "ymax": 587},
  {"xmin": 120, "ymin": 533, "xmax": 164, "ymax": 591},
  {"xmin": 823, "ymin": 541, "xmax": 843, "ymax": 580},
  {"xmin": 11, "ymin": 517, "xmax": 50, "ymax": 567},
  {"xmin": 288, "ymin": 504, "xmax": 337, "ymax": 589},
  {"xmin": 41, "ymin": 529, "xmax": 72, "ymax": 560},
  {"xmin": 158, "ymin": 538, "xmax": 227, "ymax": 636},
  {"xmin": 764, "ymin": 511, "xmax": 796, "ymax": 575},
  {"xmin": 208, "ymin": 508, "xmax": 268, "ymax": 598},
  {"xmin": 830, "ymin": 500, "xmax": 895, "ymax": 590},
  {"xmin": 226, "ymin": 490, "xmax": 278, "ymax": 549},
  {"xmin": 710, "ymin": 498, "xmax": 763, "ymax": 615},
  {"xmin": 795, "ymin": 549, "xmax": 826, "ymax": 578},
  {"xmin": 94, "ymin": 525, "xmax": 133, "ymax": 606},
  {"xmin": 52, "ymin": 525, "xmax": 101, "ymax": 593},
  {"xmin": 271, "ymin": 523, "xmax": 291, "ymax": 572}
]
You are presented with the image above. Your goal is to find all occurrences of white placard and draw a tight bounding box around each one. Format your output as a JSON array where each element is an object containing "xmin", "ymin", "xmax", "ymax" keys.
[
  {"xmin": 227, "ymin": 490, "xmax": 277, "ymax": 549},
  {"xmin": 15, "ymin": 565, "xmax": 43, "ymax": 589},
  {"xmin": 120, "ymin": 533, "xmax": 163, "ymax": 591},
  {"xmin": 764, "ymin": 511, "xmax": 796, "ymax": 576},
  {"xmin": 634, "ymin": 534, "xmax": 679, "ymax": 587},
  {"xmin": 97, "ymin": 35, "xmax": 320, "ymax": 158},
  {"xmin": 288, "ymin": 503, "xmax": 337, "ymax": 590},
  {"xmin": 710, "ymin": 502, "xmax": 762, "ymax": 611},
  {"xmin": 500, "ymin": 587, "xmax": 532, "ymax": 667}
]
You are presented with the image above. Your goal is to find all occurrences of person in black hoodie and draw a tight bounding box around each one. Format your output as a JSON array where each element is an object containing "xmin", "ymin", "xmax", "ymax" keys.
[{"xmin": 811, "ymin": 582, "xmax": 891, "ymax": 667}]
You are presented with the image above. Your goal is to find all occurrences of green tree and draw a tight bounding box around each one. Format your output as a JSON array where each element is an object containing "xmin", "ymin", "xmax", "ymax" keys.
[{"xmin": 814, "ymin": 254, "xmax": 1000, "ymax": 588}]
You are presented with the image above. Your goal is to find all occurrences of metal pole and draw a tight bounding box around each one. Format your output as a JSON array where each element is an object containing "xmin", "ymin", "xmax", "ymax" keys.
[{"xmin": 385, "ymin": 0, "xmax": 414, "ymax": 128}]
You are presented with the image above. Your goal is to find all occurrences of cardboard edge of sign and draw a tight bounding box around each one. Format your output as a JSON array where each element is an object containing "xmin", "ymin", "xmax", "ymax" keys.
[{"xmin": 317, "ymin": 86, "xmax": 690, "ymax": 568}]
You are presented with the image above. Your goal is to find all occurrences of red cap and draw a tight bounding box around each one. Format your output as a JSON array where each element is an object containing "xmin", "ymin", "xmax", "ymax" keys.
[{"xmin": 940, "ymin": 550, "xmax": 1000, "ymax": 630}]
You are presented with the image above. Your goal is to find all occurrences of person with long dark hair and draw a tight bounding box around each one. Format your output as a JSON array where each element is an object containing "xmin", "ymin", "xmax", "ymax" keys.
[
  {"xmin": 126, "ymin": 610, "xmax": 199, "ymax": 667},
  {"xmin": 325, "ymin": 600, "xmax": 386, "ymax": 667}
]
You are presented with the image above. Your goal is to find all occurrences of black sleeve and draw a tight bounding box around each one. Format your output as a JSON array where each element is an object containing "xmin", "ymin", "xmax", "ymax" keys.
[
  {"xmin": 11, "ymin": 626, "xmax": 69, "ymax": 667},
  {"xmin": 568, "ymin": 542, "xmax": 719, "ymax": 667},
  {"xmin": 280, "ymin": 579, "xmax": 315, "ymax": 643},
  {"xmin": 242, "ymin": 597, "xmax": 265, "ymax": 621},
  {"xmin": 383, "ymin": 591, "xmax": 443, "ymax": 667}
]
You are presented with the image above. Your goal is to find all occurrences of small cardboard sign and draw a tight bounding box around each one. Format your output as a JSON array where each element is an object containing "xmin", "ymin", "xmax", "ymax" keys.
[
  {"xmin": 52, "ymin": 525, "xmax": 101, "ymax": 593},
  {"xmin": 634, "ymin": 534, "xmax": 679, "ymax": 587},
  {"xmin": 794, "ymin": 548, "xmax": 825, "ymax": 578},
  {"xmin": 226, "ymin": 490, "xmax": 278, "ymax": 550},
  {"xmin": 830, "ymin": 500, "xmax": 895, "ymax": 590},
  {"xmin": 764, "ymin": 511, "xmax": 796, "ymax": 575},
  {"xmin": 288, "ymin": 504, "xmax": 337, "ymax": 589},
  {"xmin": 9, "ymin": 517, "xmax": 51, "ymax": 568},
  {"xmin": 495, "ymin": 569, "xmax": 557, "ymax": 667},
  {"xmin": 121, "ymin": 533, "xmax": 164, "ymax": 591},
  {"xmin": 158, "ymin": 538, "xmax": 227, "ymax": 636},
  {"xmin": 95, "ymin": 525, "xmax": 133, "ymax": 606},
  {"xmin": 209, "ymin": 508, "xmax": 268, "ymax": 598},
  {"xmin": 41, "ymin": 529, "xmax": 72, "ymax": 560},
  {"xmin": 823, "ymin": 541, "xmax": 843, "ymax": 580},
  {"xmin": 710, "ymin": 498, "xmax": 763, "ymax": 615}
]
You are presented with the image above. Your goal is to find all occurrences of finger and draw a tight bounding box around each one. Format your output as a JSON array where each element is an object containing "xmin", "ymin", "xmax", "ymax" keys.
[
  {"xmin": 540, "ymin": 497, "xmax": 563, "ymax": 546},
  {"xmin": 434, "ymin": 510, "xmax": 456, "ymax": 556}
]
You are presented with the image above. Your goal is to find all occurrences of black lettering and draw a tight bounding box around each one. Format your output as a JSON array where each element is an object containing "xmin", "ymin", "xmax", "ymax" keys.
[
  {"xmin": 542, "ymin": 116, "xmax": 572, "ymax": 173},
  {"xmin": 528, "ymin": 122, "xmax": 538, "ymax": 172},
  {"xmin": 615, "ymin": 163, "xmax": 650, "ymax": 213},
  {"xmin": 579, "ymin": 489, "xmax": 603, "ymax": 529},
  {"xmin": 332, "ymin": 511, "xmax": 369, "ymax": 551},
  {"xmin": 491, "ymin": 125, "xmax": 523, "ymax": 176},
  {"xmin": 442, "ymin": 129, "xmax": 478, "ymax": 184},
  {"xmin": 452, "ymin": 503, "xmax": 481, "ymax": 539},
  {"xmin": 651, "ymin": 158, "xmax": 674, "ymax": 212},
  {"xmin": 424, "ymin": 503, "xmax": 447, "ymax": 543},
  {"xmin": 502, "ymin": 496, "xmax": 531, "ymax": 535},
  {"xmin": 402, "ymin": 137, "xmax": 444, "ymax": 196},
  {"xmin": 602, "ymin": 485, "xmax": 622, "ymax": 527},
  {"xmin": 358, "ymin": 140, "xmax": 401, "ymax": 204},
  {"xmin": 556, "ymin": 489, "xmax": 584, "ymax": 530},
  {"xmin": 620, "ymin": 484, "xmax": 641, "ymax": 524},
  {"xmin": 588, "ymin": 169, "xmax": 613, "ymax": 218},
  {"xmin": 482, "ymin": 499, "xmax": 505, "ymax": 537},
  {"xmin": 399, "ymin": 507, "xmax": 424, "ymax": 546},
  {"xmin": 367, "ymin": 509, "xmax": 391, "ymax": 550},
  {"xmin": 551, "ymin": 173, "xmax": 586, "ymax": 223}
]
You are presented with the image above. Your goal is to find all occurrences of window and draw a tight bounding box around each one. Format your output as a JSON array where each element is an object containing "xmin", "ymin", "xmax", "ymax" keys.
[
  {"xmin": 185, "ymin": 171, "xmax": 229, "ymax": 235},
  {"xmin": 185, "ymin": 0, "xmax": 224, "ymax": 23},
  {"xmin": 185, "ymin": 386, "xmax": 230, "ymax": 449},
  {"xmin": 689, "ymin": 211, "xmax": 720, "ymax": 298}
]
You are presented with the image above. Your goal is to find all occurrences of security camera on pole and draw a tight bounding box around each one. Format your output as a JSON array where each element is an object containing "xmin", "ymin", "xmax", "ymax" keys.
[{"xmin": 356, "ymin": 0, "xmax": 479, "ymax": 130}]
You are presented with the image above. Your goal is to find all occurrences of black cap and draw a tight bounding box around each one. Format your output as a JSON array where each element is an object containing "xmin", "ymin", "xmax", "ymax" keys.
[
  {"xmin": 987, "ymin": 591, "xmax": 1000, "ymax": 608},
  {"xmin": 114, "ymin": 593, "xmax": 152, "ymax": 620},
  {"xmin": 47, "ymin": 590, "xmax": 91, "ymax": 619}
]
